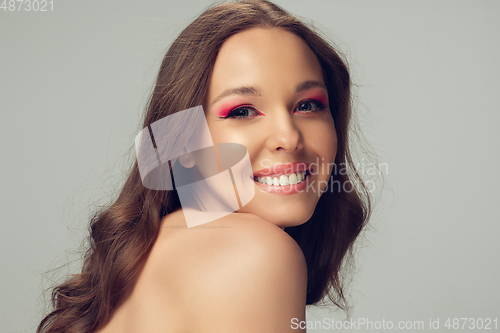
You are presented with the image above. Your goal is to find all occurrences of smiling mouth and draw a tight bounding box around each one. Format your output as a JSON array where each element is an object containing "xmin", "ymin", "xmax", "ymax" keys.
[{"xmin": 253, "ymin": 170, "xmax": 310, "ymax": 186}]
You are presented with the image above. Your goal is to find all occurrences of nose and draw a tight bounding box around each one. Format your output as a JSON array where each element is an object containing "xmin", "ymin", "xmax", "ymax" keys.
[{"xmin": 265, "ymin": 110, "xmax": 304, "ymax": 153}]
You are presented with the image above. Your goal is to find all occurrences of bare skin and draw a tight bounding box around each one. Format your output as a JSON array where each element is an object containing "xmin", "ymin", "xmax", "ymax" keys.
[
  {"xmin": 97, "ymin": 27, "xmax": 337, "ymax": 332},
  {"xmin": 99, "ymin": 210, "xmax": 307, "ymax": 333}
]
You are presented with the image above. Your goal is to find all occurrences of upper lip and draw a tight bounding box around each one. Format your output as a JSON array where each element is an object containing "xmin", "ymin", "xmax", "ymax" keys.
[{"xmin": 253, "ymin": 162, "xmax": 311, "ymax": 178}]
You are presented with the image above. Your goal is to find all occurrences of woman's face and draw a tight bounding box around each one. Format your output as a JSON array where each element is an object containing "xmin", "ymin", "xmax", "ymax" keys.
[{"xmin": 204, "ymin": 27, "xmax": 337, "ymax": 228}]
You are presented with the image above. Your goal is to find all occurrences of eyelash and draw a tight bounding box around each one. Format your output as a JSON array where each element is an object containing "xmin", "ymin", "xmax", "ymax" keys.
[
  {"xmin": 222, "ymin": 105, "xmax": 262, "ymax": 119},
  {"xmin": 222, "ymin": 99, "xmax": 327, "ymax": 119},
  {"xmin": 293, "ymin": 99, "xmax": 327, "ymax": 114}
]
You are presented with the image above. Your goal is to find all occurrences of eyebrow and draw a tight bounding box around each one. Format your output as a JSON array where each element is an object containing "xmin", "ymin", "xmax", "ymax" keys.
[
  {"xmin": 210, "ymin": 86, "xmax": 261, "ymax": 106},
  {"xmin": 296, "ymin": 80, "xmax": 326, "ymax": 92},
  {"xmin": 210, "ymin": 80, "xmax": 326, "ymax": 106}
]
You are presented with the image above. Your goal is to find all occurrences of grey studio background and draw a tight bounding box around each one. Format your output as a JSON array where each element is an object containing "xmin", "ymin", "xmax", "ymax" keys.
[{"xmin": 1, "ymin": 0, "xmax": 499, "ymax": 332}]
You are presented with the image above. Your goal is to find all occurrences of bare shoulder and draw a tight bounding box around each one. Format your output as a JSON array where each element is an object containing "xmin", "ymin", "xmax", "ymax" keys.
[{"xmin": 143, "ymin": 210, "xmax": 307, "ymax": 332}]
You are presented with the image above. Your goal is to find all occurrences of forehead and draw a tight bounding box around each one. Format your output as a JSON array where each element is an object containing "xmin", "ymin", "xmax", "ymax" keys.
[{"xmin": 208, "ymin": 27, "xmax": 324, "ymax": 97}]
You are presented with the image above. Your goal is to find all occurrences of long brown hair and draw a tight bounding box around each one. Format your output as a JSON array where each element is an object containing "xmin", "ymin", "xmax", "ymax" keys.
[{"xmin": 37, "ymin": 1, "xmax": 371, "ymax": 332}]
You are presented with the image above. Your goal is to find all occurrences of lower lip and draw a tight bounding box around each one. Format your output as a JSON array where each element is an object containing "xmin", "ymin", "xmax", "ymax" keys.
[{"xmin": 253, "ymin": 173, "xmax": 310, "ymax": 195}]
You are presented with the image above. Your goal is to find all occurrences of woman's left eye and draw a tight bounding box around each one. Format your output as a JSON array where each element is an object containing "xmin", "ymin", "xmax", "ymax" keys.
[
  {"xmin": 223, "ymin": 106, "xmax": 261, "ymax": 119},
  {"xmin": 293, "ymin": 99, "xmax": 327, "ymax": 113}
]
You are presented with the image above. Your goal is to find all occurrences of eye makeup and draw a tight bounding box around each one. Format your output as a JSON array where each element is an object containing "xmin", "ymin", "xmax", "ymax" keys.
[
  {"xmin": 216, "ymin": 105, "xmax": 241, "ymax": 118},
  {"xmin": 291, "ymin": 90, "xmax": 329, "ymax": 113},
  {"xmin": 211, "ymin": 98, "xmax": 262, "ymax": 118},
  {"xmin": 210, "ymin": 89, "xmax": 329, "ymax": 118},
  {"xmin": 298, "ymin": 92, "xmax": 329, "ymax": 109},
  {"xmin": 222, "ymin": 105, "xmax": 262, "ymax": 118},
  {"xmin": 222, "ymin": 105, "xmax": 264, "ymax": 119}
]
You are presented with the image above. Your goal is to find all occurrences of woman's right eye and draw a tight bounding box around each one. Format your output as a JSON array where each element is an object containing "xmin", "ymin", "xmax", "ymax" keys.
[{"xmin": 224, "ymin": 106, "xmax": 261, "ymax": 119}]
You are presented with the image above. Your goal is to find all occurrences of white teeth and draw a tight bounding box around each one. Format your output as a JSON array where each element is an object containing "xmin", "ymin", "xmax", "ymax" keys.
[
  {"xmin": 254, "ymin": 171, "xmax": 308, "ymax": 186},
  {"xmin": 273, "ymin": 177, "xmax": 280, "ymax": 186},
  {"xmin": 279, "ymin": 175, "xmax": 289, "ymax": 186}
]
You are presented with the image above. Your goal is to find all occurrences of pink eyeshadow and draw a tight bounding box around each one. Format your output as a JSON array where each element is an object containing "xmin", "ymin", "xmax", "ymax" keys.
[
  {"xmin": 212, "ymin": 99, "xmax": 249, "ymax": 117},
  {"xmin": 307, "ymin": 92, "xmax": 329, "ymax": 106}
]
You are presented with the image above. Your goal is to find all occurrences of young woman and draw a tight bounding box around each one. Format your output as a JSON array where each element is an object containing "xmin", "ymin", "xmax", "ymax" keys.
[{"xmin": 37, "ymin": 1, "xmax": 371, "ymax": 332}]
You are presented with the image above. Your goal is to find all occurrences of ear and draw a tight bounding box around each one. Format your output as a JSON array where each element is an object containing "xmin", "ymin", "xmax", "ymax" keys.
[{"xmin": 178, "ymin": 152, "xmax": 195, "ymax": 168}]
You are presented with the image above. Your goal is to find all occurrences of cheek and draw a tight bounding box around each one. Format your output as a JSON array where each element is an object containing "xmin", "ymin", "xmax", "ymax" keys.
[
  {"xmin": 209, "ymin": 123, "xmax": 259, "ymax": 152},
  {"xmin": 325, "ymin": 126, "xmax": 338, "ymax": 162},
  {"xmin": 303, "ymin": 119, "xmax": 337, "ymax": 161},
  {"xmin": 208, "ymin": 122, "xmax": 240, "ymax": 143},
  {"xmin": 206, "ymin": 123, "xmax": 262, "ymax": 174}
]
